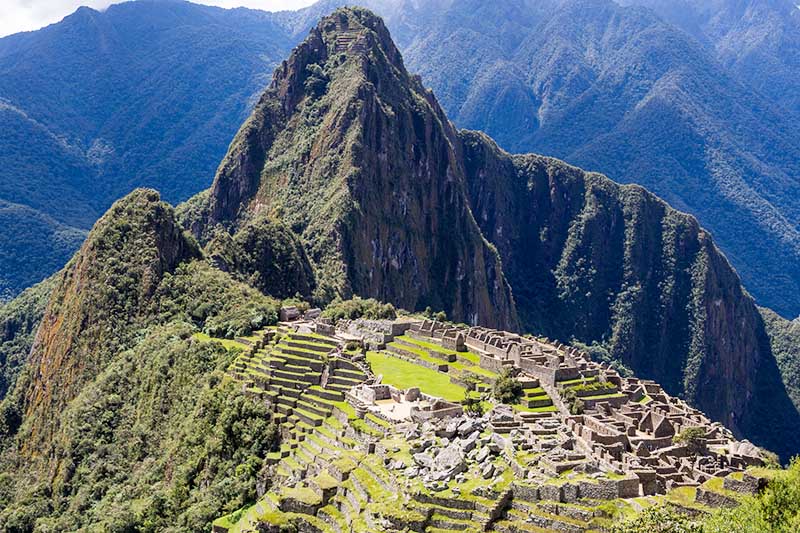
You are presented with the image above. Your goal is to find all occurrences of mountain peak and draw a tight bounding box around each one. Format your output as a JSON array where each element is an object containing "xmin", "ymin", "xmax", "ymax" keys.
[
  {"xmin": 203, "ymin": 8, "xmax": 518, "ymax": 329},
  {"xmin": 20, "ymin": 188, "xmax": 199, "ymax": 451}
]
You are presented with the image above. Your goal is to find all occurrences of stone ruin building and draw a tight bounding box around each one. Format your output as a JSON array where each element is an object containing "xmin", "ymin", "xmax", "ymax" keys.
[
  {"xmin": 348, "ymin": 382, "xmax": 463, "ymax": 423},
  {"xmin": 403, "ymin": 318, "xmax": 766, "ymax": 496}
]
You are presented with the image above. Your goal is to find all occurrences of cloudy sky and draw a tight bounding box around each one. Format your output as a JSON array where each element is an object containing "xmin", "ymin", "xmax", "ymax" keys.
[{"xmin": 0, "ymin": 0, "xmax": 317, "ymax": 38}]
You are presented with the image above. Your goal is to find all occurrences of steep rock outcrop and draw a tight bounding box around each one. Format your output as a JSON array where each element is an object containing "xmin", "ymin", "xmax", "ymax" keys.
[
  {"xmin": 20, "ymin": 189, "xmax": 199, "ymax": 452},
  {"xmin": 460, "ymin": 131, "xmax": 800, "ymax": 459},
  {"xmin": 202, "ymin": 8, "xmax": 518, "ymax": 329}
]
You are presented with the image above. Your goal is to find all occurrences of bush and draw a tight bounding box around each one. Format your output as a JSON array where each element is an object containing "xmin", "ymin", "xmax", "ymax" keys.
[
  {"xmin": 493, "ymin": 369, "xmax": 523, "ymax": 405},
  {"xmin": 673, "ymin": 427, "xmax": 706, "ymax": 455},
  {"xmin": 345, "ymin": 340, "xmax": 360, "ymax": 352},
  {"xmin": 321, "ymin": 296, "xmax": 396, "ymax": 321},
  {"xmin": 611, "ymin": 505, "xmax": 701, "ymax": 533},
  {"xmin": 462, "ymin": 390, "xmax": 484, "ymax": 416}
]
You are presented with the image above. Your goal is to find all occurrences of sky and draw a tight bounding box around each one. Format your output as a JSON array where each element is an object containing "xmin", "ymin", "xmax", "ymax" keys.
[{"xmin": 0, "ymin": 0, "xmax": 318, "ymax": 38}]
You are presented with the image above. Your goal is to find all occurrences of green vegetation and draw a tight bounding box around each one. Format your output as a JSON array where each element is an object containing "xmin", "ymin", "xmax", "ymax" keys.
[
  {"xmin": 0, "ymin": 201, "xmax": 85, "ymax": 302},
  {"xmin": 761, "ymin": 308, "xmax": 800, "ymax": 413},
  {"xmin": 1, "ymin": 323, "xmax": 279, "ymax": 532},
  {"xmin": 0, "ymin": 278, "xmax": 54, "ymax": 401},
  {"xmin": 205, "ymin": 217, "xmax": 316, "ymax": 300},
  {"xmin": 611, "ymin": 506, "xmax": 701, "ymax": 533},
  {"xmin": 493, "ymin": 369, "xmax": 523, "ymax": 405},
  {"xmin": 673, "ymin": 427, "xmax": 706, "ymax": 456},
  {"xmin": 422, "ymin": 306, "xmax": 447, "ymax": 322},
  {"xmin": 0, "ymin": 192, "xmax": 286, "ymax": 531},
  {"xmin": 366, "ymin": 351, "xmax": 464, "ymax": 401},
  {"xmin": 461, "ymin": 388, "xmax": 485, "ymax": 416},
  {"xmin": 321, "ymin": 296, "xmax": 397, "ymax": 321},
  {"xmin": 153, "ymin": 261, "xmax": 280, "ymax": 339}
]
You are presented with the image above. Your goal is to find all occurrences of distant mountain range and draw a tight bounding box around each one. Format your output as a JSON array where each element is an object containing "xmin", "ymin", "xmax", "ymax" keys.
[{"xmin": 1, "ymin": 0, "xmax": 798, "ymax": 319}]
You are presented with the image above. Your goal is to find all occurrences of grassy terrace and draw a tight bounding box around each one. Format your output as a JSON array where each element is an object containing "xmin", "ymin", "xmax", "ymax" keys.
[
  {"xmin": 557, "ymin": 376, "xmax": 598, "ymax": 387},
  {"xmin": 582, "ymin": 392, "xmax": 626, "ymax": 400},
  {"xmin": 366, "ymin": 351, "xmax": 465, "ymax": 402},
  {"xmin": 393, "ymin": 335, "xmax": 497, "ymax": 380},
  {"xmin": 513, "ymin": 403, "xmax": 558, "ymax": 413}
]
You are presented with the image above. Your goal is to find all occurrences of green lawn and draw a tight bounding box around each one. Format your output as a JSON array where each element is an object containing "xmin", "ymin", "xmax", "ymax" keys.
[{"xmin": 366, "ymin": 351, "xmax": 465, "ymax": 401}]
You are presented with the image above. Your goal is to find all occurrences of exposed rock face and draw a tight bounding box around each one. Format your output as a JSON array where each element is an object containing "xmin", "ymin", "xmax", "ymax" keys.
[
  {"xmin": 460, "ymin": 131, "xmax": 800, "ymax": 460},
  {"xmin": 21, "ymin": 189, "xmax": 199, "ymax": 450},
  {"xmin": 202, "ymin": 8, "xmax": 518, "ymax": 329}
]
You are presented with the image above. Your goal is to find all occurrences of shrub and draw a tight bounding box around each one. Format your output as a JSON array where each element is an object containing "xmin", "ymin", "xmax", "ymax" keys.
[
  {"xmin": 673, "ymin": 427, "xmax": 706, "ymax": 455},
  {"xmin": 493, "ymin": 369, "xmax": 523, "ymax": 405},
  {"xmin": 345, "ymin": 340, "xmax": 360, "ymax": 352},
  {"xmin": 462, "ymin": 391, "xmax": 484, "ymax": 416},
  {"xmin": 611, "ymin": 505, "xmax": 701, "ymax": 533},
  {"xmin": 321, "ymin": 296, "xmax": 396, "ymax": 321}
]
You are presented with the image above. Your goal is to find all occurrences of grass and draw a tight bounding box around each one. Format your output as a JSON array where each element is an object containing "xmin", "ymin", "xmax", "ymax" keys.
[
  {"xmin": 581, "ymin": 392, "xmax": 626, "ymax": 400},
  {"xmin": 665, "ymin": 486, "xmax": 698, "ymax": 507},
  {"xmin": 557, "ymin": 376, "xmax": 598, "ymax": 386},
  {"xmin": 192, "ymin": 332, "xmax": 250, "ymax": 351},
  {"xmin": 366, "ymin": 351, "xmax": 465, "ymax": 401},
  {"xmin": 282, "ymin": 486, "xmax": 322, "ymax": 506}
]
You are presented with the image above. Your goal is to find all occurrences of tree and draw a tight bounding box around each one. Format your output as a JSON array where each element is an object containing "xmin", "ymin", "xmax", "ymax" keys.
[
  {"xmin": 673, "ymin": 427, "xmax": 706, "ymax": 455},
  {"xmin": 493, "ymin": 369, "xmax": 523, "ymax": 405},
  {"xmin": 570, "ymin": 397, "xmax": 585, "ymax": 415},
  {"xmin": 462, "ymin": 390, "xmax": 484, "ymax": 416}
]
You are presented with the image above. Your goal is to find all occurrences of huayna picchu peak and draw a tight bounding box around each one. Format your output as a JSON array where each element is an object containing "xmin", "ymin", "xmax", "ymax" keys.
[
  {"xmin": 196, "ymin": 8, "xmax": 519, "ymax": 331},
  {"xmin": 1, "ymin": 5, "xmax": 800, "ymax": 533}
]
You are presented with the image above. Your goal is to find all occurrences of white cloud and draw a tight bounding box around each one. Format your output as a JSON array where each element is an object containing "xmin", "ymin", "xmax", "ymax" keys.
[{"xmin": 0, "ymin": 0, "xmax": 318, "ymax": 38}]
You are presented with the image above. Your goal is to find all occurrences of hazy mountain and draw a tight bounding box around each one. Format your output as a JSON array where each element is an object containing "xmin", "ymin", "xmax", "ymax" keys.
[
  {"xmin": 620, "ymin": 0, "xmax": 800, "ymax": 116},
  {"xmin": 0, "ymin": 0, "xmax": 294, "ymax": 298}
]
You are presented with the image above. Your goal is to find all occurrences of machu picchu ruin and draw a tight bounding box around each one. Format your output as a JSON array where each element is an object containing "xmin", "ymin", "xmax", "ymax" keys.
[{"xmin": 210, "ymin": 310, "xmax": 771, "ymax": 533}]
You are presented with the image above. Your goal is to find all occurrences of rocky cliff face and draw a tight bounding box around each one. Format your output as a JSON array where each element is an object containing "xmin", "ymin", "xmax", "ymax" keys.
[
  {"xmin": 20, "ymin": 189, "xmax": 199, "ymax": 452},
  {"xmin": 201, "ymin": 8, "xmax": 518, "ymax": 329},
  {"xmin": 460, "ymin": 131, "xmax": 800, "ymax": 460}
]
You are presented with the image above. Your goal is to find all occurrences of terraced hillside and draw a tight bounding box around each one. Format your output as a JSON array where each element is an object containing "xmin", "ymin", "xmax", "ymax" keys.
[
  {"xmin": 210, "ymin": 316, "xmax": 770, "ymax": 533},
  {"xmin": 224, "ymin": 329, "xmax": 369, "ymax": 437}
]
